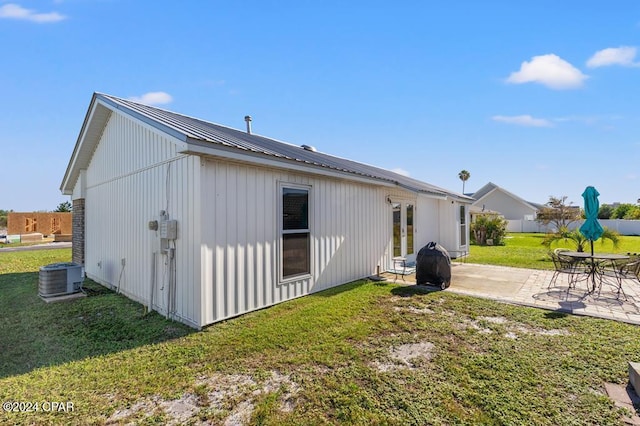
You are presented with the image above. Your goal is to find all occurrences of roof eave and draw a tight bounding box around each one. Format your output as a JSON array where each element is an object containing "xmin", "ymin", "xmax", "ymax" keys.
[
  {"xmin": 97, "ymin": 93, "xmax": 189, "ymax": 144},
  {"xmin": 62, "ymin": 93, "xmax": 467, "ymax": 202},
  {"xmin": 60, "ymin": 94, "xmax": 193, "ymax": 195},
  {"xmin": 181, "ymin": 138, "xmax": 401, "ymax": 189}
]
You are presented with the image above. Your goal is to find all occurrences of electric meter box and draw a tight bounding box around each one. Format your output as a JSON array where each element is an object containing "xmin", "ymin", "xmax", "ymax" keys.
[{"xmin": 160, "ymin": 220, "xmax": 177, "ymax": 240}]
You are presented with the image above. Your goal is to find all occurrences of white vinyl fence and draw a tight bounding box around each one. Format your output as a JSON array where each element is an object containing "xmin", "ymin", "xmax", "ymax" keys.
[{"xmin": 507, "ymin": 219, "xmax": 640, "ymax": 236}]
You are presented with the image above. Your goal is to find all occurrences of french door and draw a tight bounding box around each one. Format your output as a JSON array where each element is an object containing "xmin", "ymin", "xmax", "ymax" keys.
[{"xmin": 392, "ymin": 201, "xmax": 415, "ymax": 260}]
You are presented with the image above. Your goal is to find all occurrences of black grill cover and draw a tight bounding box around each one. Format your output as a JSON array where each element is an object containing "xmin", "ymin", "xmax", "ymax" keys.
[{"xmin": 416, "ymin": 242, "xmax": 451, "ymax": 289}]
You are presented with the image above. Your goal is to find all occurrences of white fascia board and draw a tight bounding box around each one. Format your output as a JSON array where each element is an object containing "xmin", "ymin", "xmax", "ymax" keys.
[
  {"xmin": 417, "ymin": 192, "xmax": 448, "ymax": 201},
  {"xmin": 61, "ymin": 97, "xmax": 111, "ymax": 194},
  {"xmin": 442, "ymin": 195, "xmax": 474, "ymax": 204},
  {"xmin": 60, "ymin": 104, "xmax": 96, "ymax": 194},
  {"xmin": 181, "ymin": 139, "xmax": 400, "ymax": 189},
  {"xmin": 455, "ymin": 197, "xmax": 475, "ymax": 204}
]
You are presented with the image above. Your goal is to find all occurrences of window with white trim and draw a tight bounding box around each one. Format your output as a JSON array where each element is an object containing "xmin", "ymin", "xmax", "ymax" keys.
[
  {"xmin": 281, "ymin": 186, "xmax": 310, "ymax": 279},
  {"xmin": 460, "ymin": 205, "xmax": 467, "ymax": 246}
]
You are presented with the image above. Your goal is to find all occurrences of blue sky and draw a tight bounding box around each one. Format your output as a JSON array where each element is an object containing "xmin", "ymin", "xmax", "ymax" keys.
[{"xmin": 1, "ymin": 1, "xmax": 639, "ymax": 211}]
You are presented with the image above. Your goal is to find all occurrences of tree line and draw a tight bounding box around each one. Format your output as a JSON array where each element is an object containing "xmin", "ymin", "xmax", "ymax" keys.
[
  {"xmin": 597, "ymin": 203, "xmax": 640, "ymax": 220},
  {"xmin": 536, "ymin": 196, "xmax": 640, "ymax": 230},
  {"xmin": 0, "ymin": 210, "xmax": 11, "ymax": 228}
]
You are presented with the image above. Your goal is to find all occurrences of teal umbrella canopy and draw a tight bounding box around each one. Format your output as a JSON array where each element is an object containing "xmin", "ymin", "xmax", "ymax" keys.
[{"xmin": 579, "ymin": 186, "xmax": 604, "ymax": 254}]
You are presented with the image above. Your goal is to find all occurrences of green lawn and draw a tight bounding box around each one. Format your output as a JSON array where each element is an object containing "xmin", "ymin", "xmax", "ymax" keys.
[
  {"xmin": 466, "ymin": 232, "xmax": 640, "ymax": 270},
  {"xmin": 1, "ymin": 243, "xmax": 639, "ymax": 425}
]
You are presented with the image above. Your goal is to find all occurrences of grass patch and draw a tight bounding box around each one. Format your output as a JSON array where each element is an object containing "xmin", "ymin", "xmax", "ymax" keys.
[
  {"xmin": 467, "ymin": 233, "xmax": 640, "ymax": 270},
  {"xmin": 1, "ymin": 247, "xmax": 639, "ymax": 425},
  {"xmin": 0, "ymin": 249, "xmax": 192, "ymax": 378}
]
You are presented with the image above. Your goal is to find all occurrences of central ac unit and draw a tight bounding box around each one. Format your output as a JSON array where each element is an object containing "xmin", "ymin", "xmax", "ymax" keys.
[{"xmin": 39, "ymin": 262, "xmax": 84, "ymax": 298}]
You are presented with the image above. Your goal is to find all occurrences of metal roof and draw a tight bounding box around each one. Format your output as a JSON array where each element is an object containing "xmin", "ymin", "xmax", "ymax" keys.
[{"xmin": 95, "ymin": 93, "xmax": 471, "ymax": 200}]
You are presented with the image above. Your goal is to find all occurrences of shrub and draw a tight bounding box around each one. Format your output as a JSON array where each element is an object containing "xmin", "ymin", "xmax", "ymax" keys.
[
  {"xmin": 624, "ymin": 206, "xmax": 640, "ymax": 220},
  {"xmin": 470, "ymin": 215, "xmax": 507, "ymax": 246},
  {"xmin": 598, "ymin": 205, "xmax": 614, "ymax": 219},
  {"xmin": 612, "ymin": 203, "xmax": 636, "ymax": 219}
]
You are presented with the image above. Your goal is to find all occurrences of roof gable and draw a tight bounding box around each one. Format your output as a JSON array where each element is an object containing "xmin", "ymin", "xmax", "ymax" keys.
[
  {"xmin": 470, "ymin": 182, "xmax": 498, "ymax": 200},
  {"xmin": 60, "ymin": 97, "xmax": 113, "ymax": 195},
  {"xmin": 471, "ymin": 182, "xmax": 539, "ymax": 212}
]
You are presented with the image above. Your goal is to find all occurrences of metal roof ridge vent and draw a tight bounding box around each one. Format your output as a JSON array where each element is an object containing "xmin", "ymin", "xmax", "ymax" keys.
[
  {"xmin": 244, "ymin": 115, "xmax": 252, "ymax": 134},
  {"xmin": 301, "ymin": 144, "xmax": 316, "ymax": 152}
]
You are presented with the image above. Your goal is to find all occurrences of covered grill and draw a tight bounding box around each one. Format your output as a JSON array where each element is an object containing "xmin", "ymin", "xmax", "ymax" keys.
[{"xmin": 416, "ymin": 242, "xmax": 452, "ymax": 289}]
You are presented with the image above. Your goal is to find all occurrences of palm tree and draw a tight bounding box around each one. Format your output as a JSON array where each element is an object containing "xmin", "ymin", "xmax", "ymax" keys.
[
  {"xmin": 542, "ymin": 226, "xmax": 620, "ymax": 252},
  {"xmin": 458, "ymin": 170, "xmax": 471, "ymax": 193}
]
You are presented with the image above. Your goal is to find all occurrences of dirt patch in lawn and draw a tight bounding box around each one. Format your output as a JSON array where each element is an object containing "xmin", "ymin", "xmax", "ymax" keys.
[
  {"xmin": 393, "ymin": 305, "xmax": 435, "ymax": 314},
  {"xmin": 106, "ymin": 370, "xmax": 300, "ymax": 425},
  {"xmin": 456, "ymin": 315, "xmax": 570, "ymax": 339},
  {"xmin": 372, "ymin": 341, "xmax": 436, "ymax": 372}
]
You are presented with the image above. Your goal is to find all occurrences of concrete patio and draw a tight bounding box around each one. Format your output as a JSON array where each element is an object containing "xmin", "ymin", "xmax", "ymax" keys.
[{"xmin": 384, "ymin": 262, "xmax": 640, "ymax": 325}]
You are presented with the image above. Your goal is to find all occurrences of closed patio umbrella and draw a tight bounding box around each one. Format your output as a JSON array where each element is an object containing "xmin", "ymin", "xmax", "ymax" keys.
[{"xmin": 579, "ymin": 186, "xmax": 604, "ymax": 256}]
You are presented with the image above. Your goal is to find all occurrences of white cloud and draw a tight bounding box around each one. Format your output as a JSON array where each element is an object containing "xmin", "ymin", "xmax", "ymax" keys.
[
  {"xmin": 492, "ymin": 115, "xmax": 553, "ymax": 127},
  {"xmin": 0, "ymin": 3, "xmax": 66, "ymax": 23},
  {"xmin": 586, "ymin": 46, "xmax": 639, "ymax": 68},
  {"xmin": 506, "ymin": 54, "xmax": 588, "ymax": 90},
  {"xmin": 128, "ymin": 92, "xmax": 173, "ymax": 106},
  {"xmin": 390, "ymin": 168, "xmax": 410, "ymax": 177}
]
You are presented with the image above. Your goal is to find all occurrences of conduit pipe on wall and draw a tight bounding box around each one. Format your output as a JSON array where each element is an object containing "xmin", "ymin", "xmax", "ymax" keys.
[{"xmin": 149, "ymin": 251, "xmax": 156, "ymax": 314}]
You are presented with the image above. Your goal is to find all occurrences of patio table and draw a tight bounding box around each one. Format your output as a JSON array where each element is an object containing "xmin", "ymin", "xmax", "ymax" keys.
[{"xmin": 560, "ymin": 251, "xmax": 630, "ymax": 295}]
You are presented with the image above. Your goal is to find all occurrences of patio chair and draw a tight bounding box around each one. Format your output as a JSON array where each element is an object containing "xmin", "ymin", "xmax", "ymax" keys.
[
  {"xmin": 596, "ymin": 258, "xmax": 639, "ymax": 300},
  {"xmin": 553, "ymin": 248, "xmax": 571, "ymax": 254},
  {"xmin": 618, "ymin": 259, "xmax": 640, "ymax": 285},
  {"xmin": 626, "ymin": 253, "xmax": 640, "ymax": 263},
  {"xmin": 548, "ymin": 251, "xmax": 584, "ymax": 289}
]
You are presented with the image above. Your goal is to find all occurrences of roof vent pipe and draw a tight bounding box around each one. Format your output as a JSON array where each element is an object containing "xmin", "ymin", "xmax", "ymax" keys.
[{"xmin": 244, "ymin": 115, "xmax": 252, "ymax": 134}]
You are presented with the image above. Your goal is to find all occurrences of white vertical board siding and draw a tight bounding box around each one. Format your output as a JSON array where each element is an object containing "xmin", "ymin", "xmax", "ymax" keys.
[
  {"xmin": 86, "ymin": 112, "xmax": 178, "ymax": 184},
  {"xmin": 415, "ymin": 196, "xmax": 440, "ymax": 253},
  {"xmin": 84, "ymin": 112, "xmax": 202, "ymax": 327},
  {"xmin": 436, "ymin": 199, "xmax": 462, "ymax": 254},
  {"xmin": 200, "ymin": 159, "xmax": 393, "ymax": 326}
]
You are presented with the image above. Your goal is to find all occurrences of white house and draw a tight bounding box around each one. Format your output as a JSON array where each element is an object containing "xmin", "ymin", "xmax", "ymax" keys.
[
  {"xmin": 61, "ymin": 93, "xmax": 473, "ymax": 328},
  {"xmin": 470, "ymin": 182, "xmax": 540, "ymax": 221}
]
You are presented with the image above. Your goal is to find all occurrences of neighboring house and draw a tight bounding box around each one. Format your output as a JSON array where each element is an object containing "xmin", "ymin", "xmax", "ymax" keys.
[
  {"xmin": 7, "ymin": 212, "xmax": 72, "ymax": 236},
  {"xmin": 60, "ymin": 93, "xmax": 473, "ymax": 328},
  {"xmin": 470, "ymin": 182, "xmax": 540, "ymax": 221},
  {"xmin": 469, "ymin": 205, "xmax": 502, "ymax": 223}
]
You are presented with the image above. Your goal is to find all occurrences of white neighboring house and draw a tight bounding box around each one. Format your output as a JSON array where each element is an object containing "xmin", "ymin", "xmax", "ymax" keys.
[
  {"xmin": 470, "ymin": 182, "xmax": 540, "ymax": 221},
  {"xmin": 60, "ymin": 93, "xmax": 473, "ymax": 328}
]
